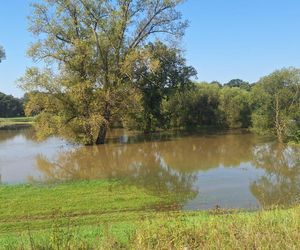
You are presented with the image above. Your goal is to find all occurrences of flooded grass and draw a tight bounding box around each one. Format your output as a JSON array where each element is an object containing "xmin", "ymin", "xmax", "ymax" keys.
[
  {"xmin": 0, "ymin": 180, "xmax": 180, "ymax": 233},
  {"xmin": 1, "ymin": 180, "xmax": 300, "ymax": 249}
]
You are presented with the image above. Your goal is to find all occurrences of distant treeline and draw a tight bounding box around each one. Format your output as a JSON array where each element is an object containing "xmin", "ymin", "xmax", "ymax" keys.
[
  {"xmin": 123, "ymin": 78, "xmax": 252, "ymax": 131},
  {"xmin": 0, "ymin": 92, "xmax": 25, "ymax": 117}
]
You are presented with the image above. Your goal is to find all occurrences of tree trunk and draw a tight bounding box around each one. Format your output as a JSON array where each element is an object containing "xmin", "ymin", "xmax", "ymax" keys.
[
  {"xmin": 96, "ymin": 124, "xmax": 107, "ymax": 144},
  {"xmin": 144, "ymin": 116, "xmax": 152, "ymax": 134},
  {"xmin": 277, "ymin": 128, "xmax": 283, "ymax": 143},
  {"xmin": 96, "ymin": 103, "xmax": 110, "ymax": 145},
  {"xmin": 274, "ymin": 95, "xmax": 284, "ymax": 143}
]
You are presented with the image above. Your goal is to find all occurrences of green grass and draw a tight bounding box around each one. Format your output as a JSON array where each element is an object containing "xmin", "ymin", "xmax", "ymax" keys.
[
  {"xmin": 132, "ymin": 208, "xmax": 300, "ymax": 249},
  {"xmin": 0, "ymin": 117, "xmax": 34, "ymax": 126},
  {"xmin": 0, "ymin": 180, "xmax": 180, "ymax": 249},
  {"xmin": 1, "ymin": 180, "xmax": 300, "ymax": 249},
  {"xmin": 0, "ymin": 180, "xmax": 178, "ymax": 233}
]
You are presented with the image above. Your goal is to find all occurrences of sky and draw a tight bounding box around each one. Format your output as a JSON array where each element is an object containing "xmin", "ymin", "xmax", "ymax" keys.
[{"xmin": 0, "ymin": 0, "xmax": 300, "ymax": 97}]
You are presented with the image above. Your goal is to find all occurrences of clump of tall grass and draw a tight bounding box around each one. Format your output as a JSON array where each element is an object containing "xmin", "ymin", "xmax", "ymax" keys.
[{"xmin": 131, "ymin": 209, "xmax": 300, "ymax": 249}]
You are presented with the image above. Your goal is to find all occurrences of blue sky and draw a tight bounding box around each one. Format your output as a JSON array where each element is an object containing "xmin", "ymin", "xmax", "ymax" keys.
[{"xmin": 1, "ymin": 0, "xmax": 300, "ymax": 97}]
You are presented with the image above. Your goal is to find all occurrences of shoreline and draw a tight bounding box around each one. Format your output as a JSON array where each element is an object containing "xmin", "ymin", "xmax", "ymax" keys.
[
  {"xmin": 0, "ymin": 117, "xmax": 34, "ymax": 128},
  {"xmin": 1, "ymin": 179, "xmax": 299, "ymax": 249}
]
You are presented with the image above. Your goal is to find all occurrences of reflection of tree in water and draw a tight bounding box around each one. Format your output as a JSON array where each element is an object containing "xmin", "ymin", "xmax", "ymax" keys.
[
  {"xmin": 107, "ymin": 130, "xmax": 261, "ymax": 172},
  {"xmin": 0, "ymin": 130, "xmax": 18, "ymax": 143},
  {"xmin": 33, "ymin": 131, "xmax": 264, "ymax": 205},
  {"xmin": 158, "ymin": 132, "xmax": 260, "ymax": 172},
  {"xmin": 0, "ymin": 125, "xmax": 33, "ymax": 143},
  {"xmin": 251, "ymin": 143, "xmax": 300, "ymax": 207},
  {"xmin": 35, "ymin": 143, "xmax": 198, "ymax": 202}
]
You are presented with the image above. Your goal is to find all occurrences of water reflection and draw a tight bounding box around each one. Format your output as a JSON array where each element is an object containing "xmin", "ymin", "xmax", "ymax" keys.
[
  {"xmin": 1, "ymin": 127, "xmax": 300, "ymax": 210},
  {"xmin": 158, "ymin": 133, "xmax": 260, "ymax": 172},
  {"xmin": 32, "ymin": 131, "xmax": 263, "ymax": 209},
  {"xmin": 251, "ymin": 143, "xmax": 300, "ymax": 207},
  {"xmin": 35, "ymin": 145, "xmax": 198, "ymax": 198},
  {"xmin": 0, "ymin": 125, "xmax": 32, "ymax": 142},
  {"xmin": 0, "ymin": 125, "xmax": 69, "ymax": 184},
  {"xmin": 33, "ymin": 132, "xmax": 260, "ymax": 182}
]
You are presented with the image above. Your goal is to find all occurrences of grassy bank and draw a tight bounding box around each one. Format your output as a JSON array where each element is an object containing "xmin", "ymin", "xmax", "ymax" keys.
[
  {"xmin": 0, "ymin": 117, "xmax": 34, "ymax": 127},
  {"xmin": 0, "ymin": 180, "xmax": 180, "ymax": 249},
  {"xmin": 1, "ymin": 180, "xmax": 300, "ymax": 249},
  {"xmin": 0, "ymin": 180, "xmax": 179, "ymax": 233}
]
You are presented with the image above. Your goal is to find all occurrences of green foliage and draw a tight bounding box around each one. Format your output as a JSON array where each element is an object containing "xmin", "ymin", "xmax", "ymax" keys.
[
  {"xmin": 164, "ymin": 82, "xmax": 252, "ymax": 130},
  {"xmin": 0, "ymin": 92, "xmax": 24, "ymax": 118},
  {"xmin": 219, "ymin": 87, "xmax": 252, "ymax": 128},
  {"xmin": 288, "ymin": 129, "xmax": 300, "ymax": 144},
  {"xmin": 22, "ymin": 76, "xmax": 112, "ymax": 145},
  {"xmin": 165, "ymin": 83, "xmax": 222, "ymax": 129},
  {"xmin": 16, "ymin": 0, "xmax": 300, "ymax": 144},
  {"xmin": 124, "ymin": 42, "xmax": 196, "ymax": 132},
  {"xmin": 251, "ymin": 68, "xmax": 300, "ymax": 142},
  {"xmin": 21, "ymin": 0, "xmax": 187, "ymax": 145},
  {"xmin": 224, "ymin": 78, "xmax": 251, "ymax": 90}
]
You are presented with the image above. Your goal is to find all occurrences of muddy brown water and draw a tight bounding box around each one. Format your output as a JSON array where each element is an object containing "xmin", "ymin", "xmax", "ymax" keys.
[{"xmin": 1, "ymin": 125, "xmax": 300, "ymax": 210}]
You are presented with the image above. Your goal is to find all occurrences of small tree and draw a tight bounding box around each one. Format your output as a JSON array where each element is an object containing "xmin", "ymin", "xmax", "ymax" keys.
[{"xmin": 20, "ymin": 0, "xmax": 187, "ymax": 145}]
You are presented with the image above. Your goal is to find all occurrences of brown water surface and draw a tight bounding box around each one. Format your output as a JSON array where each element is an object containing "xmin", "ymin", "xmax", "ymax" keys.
[{"xmin": 1, "ymin": 125, "xmax": 300, "ymax": 210}]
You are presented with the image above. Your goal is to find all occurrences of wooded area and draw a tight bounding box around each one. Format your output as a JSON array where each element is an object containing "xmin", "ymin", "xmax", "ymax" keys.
[
  {"xmin": 0, "ymin": 92, "xmax": 24, "ymax": 118},
  {"xmin": 0, "ymin": 0, "xmax": 298, "ymax": 145}
]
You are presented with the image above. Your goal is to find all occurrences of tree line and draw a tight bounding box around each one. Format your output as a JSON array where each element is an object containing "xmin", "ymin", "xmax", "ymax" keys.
[
  {"xmin": 0, "ymin": 92, "xmax": 25, "ymax": 118},
  {"xmin": 123, "ymin": 68, "xmax": 300, "ymax": 145},
  {"xmin": 1, "ymin": 0, "xmax": 297, "ymax": 145}
]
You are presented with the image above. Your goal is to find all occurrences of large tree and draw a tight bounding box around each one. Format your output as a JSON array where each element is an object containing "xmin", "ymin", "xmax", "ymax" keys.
[
  {"xmin": 251, "ymin": 68, "xmax": 300, "ymax": 142},
  {"xmin": 20, "ymin": 0, "xmax": 187, "ymax": 145},
  {"xmin": 0, "ymin": 46, "xmax": 5, "ymax": 63},
  {"xmin": 124, "ymin": 41, "xmax": 197, "ymax": 132}
]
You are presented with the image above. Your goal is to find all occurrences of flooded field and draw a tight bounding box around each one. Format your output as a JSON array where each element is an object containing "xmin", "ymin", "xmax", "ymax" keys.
[{"xmin": 1, "ymin": 125, "xmax": 300, "ymax": 210}]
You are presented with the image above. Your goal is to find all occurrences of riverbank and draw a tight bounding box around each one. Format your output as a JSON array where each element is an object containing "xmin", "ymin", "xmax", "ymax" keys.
[
  {"xmin": 1, "ymin": 180, "xmax": 299, "ymax": 249},
  {"xmin": 0, "ymin": 117, "xmax": 34, "ymax": 127}
]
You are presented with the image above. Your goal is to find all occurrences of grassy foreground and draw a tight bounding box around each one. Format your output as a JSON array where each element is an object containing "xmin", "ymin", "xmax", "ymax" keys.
[
  {"xmin": 1, "ymin": 180, "xmax": 300, "ymax": 249},
  {"xmin": 0, "ymin": 117, "xmax": 34, "ymax": 127}
]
